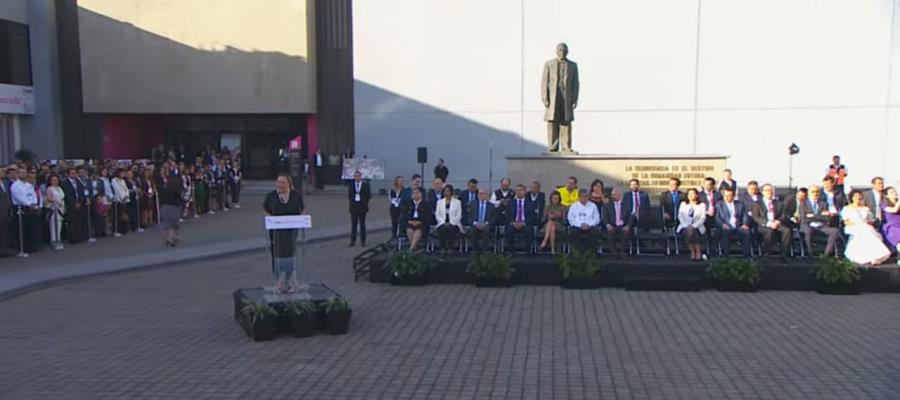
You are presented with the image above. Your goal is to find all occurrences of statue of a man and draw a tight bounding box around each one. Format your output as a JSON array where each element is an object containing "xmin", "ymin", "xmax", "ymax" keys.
[{"xmin": 541, "ymin": 43, "xmax": 579, "ymax": 153}]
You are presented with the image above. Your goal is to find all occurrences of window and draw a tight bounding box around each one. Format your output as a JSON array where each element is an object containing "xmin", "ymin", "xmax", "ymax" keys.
[{"xmin": 0, "ymin": 19, "xmax": 32, "ymax": 86}]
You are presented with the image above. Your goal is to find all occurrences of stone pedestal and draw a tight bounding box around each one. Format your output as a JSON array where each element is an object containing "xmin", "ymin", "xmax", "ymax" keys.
[{"xmin": 506, "ymin": 154, "xmax": 728, "ymax": 196}]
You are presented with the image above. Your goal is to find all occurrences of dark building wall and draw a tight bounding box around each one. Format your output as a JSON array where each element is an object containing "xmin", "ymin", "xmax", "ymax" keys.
[
  {"xmin": 315, "ymin": 0, "xmax": 354, "ymax": 157},
  {"xmin": 55, "ymin": 0, "xmax": 88, "ymax": 158}
]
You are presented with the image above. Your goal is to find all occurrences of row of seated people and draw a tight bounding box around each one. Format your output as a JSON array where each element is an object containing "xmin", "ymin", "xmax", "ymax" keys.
[{"xmin": 394, "ymin": 176, "xmax": 857, "ymax": 261}]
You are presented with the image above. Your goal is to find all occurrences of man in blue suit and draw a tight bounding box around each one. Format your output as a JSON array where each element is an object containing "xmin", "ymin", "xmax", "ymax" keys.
[
  {"xmin": 715, "ymin": 187, "xmax": 752, "ymax": 257},
  {"xmin": 621, "ymin": 179, "xmax": 650, "ymax": 228},
  {"xmin": 506, "ymin": 185, "xmax": 538, "ymax": 252}
]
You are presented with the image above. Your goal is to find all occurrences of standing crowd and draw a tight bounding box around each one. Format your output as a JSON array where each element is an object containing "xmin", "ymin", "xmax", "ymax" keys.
[
  {"xmin": 374, "ymin": 155, "xmax": 899, "ymax": 267},
  {"xmin": 0, "ymin": 148, "xmax": 243, "ymax": 256}
]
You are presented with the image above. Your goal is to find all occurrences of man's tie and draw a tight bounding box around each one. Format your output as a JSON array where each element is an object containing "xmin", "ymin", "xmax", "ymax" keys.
[
  {"xmin": 516, "ymin": 199, "xmax": 524, "ymax": 223},
  {"xmin": 479, "ymin": 202, "xmax": 486, "ymax": 223},
  {"xmin": 634, "ymin": 192, "xmax": 640, "ymax": 219}
]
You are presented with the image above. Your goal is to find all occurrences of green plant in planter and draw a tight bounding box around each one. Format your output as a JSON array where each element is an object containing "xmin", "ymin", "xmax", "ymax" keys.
[
  {"xmin": 385, "ymin": 250, "xmax": 435, "ymax": 280},
  {"xmin": 284, "ymin": 301, "xmax": 318, "ymax": 317},
  {"xmin": 467, "ymin": 253, "xmax": 514, "ymax": 281},
  {"xmin": 815, "ymin": 256, "xmax": 861, "ymax": 286},
  {"xmin": 707, "ymin": 258, "xmax": 761, "ymax": 286},
  {"xmin": 241, "ymin": 299, "xmax": 278, "ymax": 325},
  {"xmin": 322, "ymin": 296, "xmax": 352, "ymax": 335},
  {"xmin": 558, "ymin": 250, "xmax": 602, "ymax": 281}
]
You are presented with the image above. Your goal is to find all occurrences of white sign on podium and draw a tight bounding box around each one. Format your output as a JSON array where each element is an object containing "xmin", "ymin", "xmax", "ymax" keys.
[{"xmin": 265, "ymin": 215, "xmax": 312, "ymax": 230}]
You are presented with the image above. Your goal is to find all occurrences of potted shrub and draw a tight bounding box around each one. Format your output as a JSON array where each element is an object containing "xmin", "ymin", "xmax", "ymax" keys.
[
  {"xmin": 240, "ymin": 299, "xmax": 278, "ymax": 341},
  {"xmin": 284, "ymin": 301, "xmax": 318, "ymax": 337},
  {"xmin": 384, "ymin": 250, "xmax": 434, "ymax": 286},
  {"xmin": 467, "ymin": 253, "xmax": 515, "ymax": 287},
  {"xmin": 558, "ymin": 250, "xmax": 602, "ymax": 289},
  {"xmin": 323, "ymin": 296, "xmax": 352, "ymax": 335},
  {"xmin": 815, "ymin": 256, "xmax": 862, "ymax": 295},
  {"xmin": 707, "ymin": 258, "xmax": 761, "ymax": 292}
]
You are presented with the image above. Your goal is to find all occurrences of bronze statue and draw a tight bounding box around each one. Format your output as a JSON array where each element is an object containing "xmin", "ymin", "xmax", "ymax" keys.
[{"xmin": 541, "ymin": 43, "xmax": 579, "ymax": 153}]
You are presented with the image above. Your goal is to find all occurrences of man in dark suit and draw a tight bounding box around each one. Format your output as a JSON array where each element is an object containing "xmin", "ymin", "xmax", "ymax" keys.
[
  {"xmin": 821, "ymin": 176, "xmax": 847, "ymax": 216},
  {"xmin": 426, "ymin": 177, "xmax": 445, "ymax": 213},
  {"xmin": 739, "ymin": 180, "xmax": 763, "ymax": 211},
  {"xmin": 77, "ymin": 166, "xmax": 95, "ymax": 240},
  {"xmin": 781, "ymin": 188, "xmax": 807, "ymax": 231},
  {"xmin": 457, "ymin": 178, "xmax": 480, "ymax": 223},
  {"xmin": 700, "ymin": 177, "xmax": 720, "ymax": 240},
  {"xmin": 718, "ymin": 169, "xmax": 737, "ymax": 193},
  {"xmin": 505, "ymin": 185, "xmax": 537, "ymax": 252},
  {"xmin": 715, "ymin": 187, "xmax": 752, "ymax": 257},
  {"xmin": 528, "ymin": 181, "xmax": 546, "ymax": 224},
  {"xmin": 491, "ymin": 177, "xmax": 515, "ymax": 226},
  {"xmin": 433, "ymin": 159, "xmax": 449, "ymax": 182},
  {"xmin": 61, "ymin": 168, "xmax": 85, "ymax": 244},
  {"xmin": 348, "ymin": 171, "xmax": 372, "ymax": 247},
  {"xmin": 800, "ymin": 185, "xmax": 840, "ymax": 256},
  {"xmin": 659, "ymin": 177, "xmax": 683, "ymax": 229},
  {"xmin": 621, "ymin": 179, "xmax": 650, "ymax": 229},
  {"xmin": 604, "ymin": 188, "xmax": 631, "ymax": 257},
  {"xmin": 750, "ymin": 184, "xmax": 792, "ymax": 257},
  {"xmin": 0, "ymin": 165, "xmax": 11, "ymax": 256},
  {"xmin": 864, "ymin": 176, "xmax": 886, "ymax": 229},
  {"xmin": 467, "ymin": 188, "xmax": 496, "ymax": 251}
]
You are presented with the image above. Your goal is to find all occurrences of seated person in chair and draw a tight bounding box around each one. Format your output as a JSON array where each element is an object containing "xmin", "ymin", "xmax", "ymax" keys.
[
  {"xmin": 604, "ymin": 188, "xmax": 631, "ymax": 257},
  {"xmin": 800, "ymin": 185, "xmax": 840, "ymax": 257},
  {"xmin": 467, "ymin": 188, "xmax": 496, "ymax": 251},
  {"xmin": 401, "ymin": 187, "xmax": 431, "ymax": 250},
  {"xmin": 434, "ymin": 185, "xmax": 464, "ymax": 253},
  {"xmin": 506, "ymin": 184, "xmax": 537, "ymax": 252},
  {"xmin": 750, "ymin": 184, "xmax": 793, "ymax": 257},
  {"xmin": 659, "ymin": 177, "xmax": 683, "ymax": 230},
  {"xmin": 567, "ymin": 189, "xmax": 601, "ymax": 252},
  {"xmin": 715, "ymin": 187, "xmax": 752, "ymax": 257},
  {"xmin": 677, "ymin": 188, "xmax": 707, "ymax": 261}
]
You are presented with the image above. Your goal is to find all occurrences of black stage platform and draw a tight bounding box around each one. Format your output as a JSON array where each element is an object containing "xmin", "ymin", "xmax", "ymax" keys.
[
  {"xmin": 233, "ymin": 284, "xmax": 344, "ymax": 337},
  {"xmin": 365, "ymin": 254, "xmax": 900, "ymax": 293}
]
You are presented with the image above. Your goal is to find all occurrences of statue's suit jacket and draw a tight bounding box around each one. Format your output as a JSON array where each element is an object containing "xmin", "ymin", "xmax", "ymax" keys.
[{"xmin": 541, "ymin": 59, "xmax": 579, "ymax": 122}]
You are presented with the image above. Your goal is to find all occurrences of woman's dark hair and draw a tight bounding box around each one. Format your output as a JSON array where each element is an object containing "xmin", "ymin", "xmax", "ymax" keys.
[
  {"xmin": 847, "ymin": 189, "xmax": 865, "ymax": 206},
  {"xmin": 590, "ymin": 179, "xmax": 604, "ymax": 190},
  {"xmin": 412, "ymin": 187, "xmax": 424, "ymax": 196},
  {"xmin": 885, "ymin": 187, "xmax": 897, "ymax": 207},
  {"xmin": 686, "ymin": 188, "xmax": 700, "ymax": 204},
  {"xmin": 47, "ymin": 174, "xmax": 60, "ymax": 185},
  {"xmin": 549, "ymin": 191, "xmax": 562, "ymax": 204},
  {"xmin": 442, "ymin": 185, "xmax": 455, "ymax": 198}
]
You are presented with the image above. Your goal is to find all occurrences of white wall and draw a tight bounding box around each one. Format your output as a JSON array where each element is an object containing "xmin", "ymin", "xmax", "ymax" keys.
[{"xmin": 355, "ymin": 0, "xmax": 899, "ymax": 189}]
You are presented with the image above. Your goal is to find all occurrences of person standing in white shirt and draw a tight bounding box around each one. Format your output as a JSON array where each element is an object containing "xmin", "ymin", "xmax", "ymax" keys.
[
  {"xmin": 566, "ymin": 189, "xmax": 600, "ymax": 252},
  {"xmin": 10, "ymin": 171, "xmax": 40, "ymax": 253}
]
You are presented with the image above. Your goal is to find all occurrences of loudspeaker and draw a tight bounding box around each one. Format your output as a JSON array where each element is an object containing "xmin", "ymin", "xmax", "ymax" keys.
[{"xmin": 417, "ymin": 147, "xmax": 428, "ymax": 164}]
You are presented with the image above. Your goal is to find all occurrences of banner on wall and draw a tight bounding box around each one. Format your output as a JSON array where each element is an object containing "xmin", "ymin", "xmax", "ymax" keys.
[
  {"xmin": 341, "ymin": 158, "xmax": 385, "ymax": 180},
  {"xmin": 0, "ymin": 83, "xmax": 35, "ymax": 115}
]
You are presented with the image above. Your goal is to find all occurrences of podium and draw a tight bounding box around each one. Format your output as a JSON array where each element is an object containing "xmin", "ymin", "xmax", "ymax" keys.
[{"xmin": 265, "ymin": 215, "xmax": 312, "ymax": 294}]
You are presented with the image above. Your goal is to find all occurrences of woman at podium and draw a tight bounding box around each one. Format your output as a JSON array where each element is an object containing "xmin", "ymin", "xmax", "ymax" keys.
[{"xmin": 263, "ymin": 174, "xmax": 306, "ymax": 293}]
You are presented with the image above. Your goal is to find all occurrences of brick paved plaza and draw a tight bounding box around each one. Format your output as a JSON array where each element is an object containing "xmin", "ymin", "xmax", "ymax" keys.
[{"xmin": 2, "ymin": 232, "xmax": 900, "ymax": 400}]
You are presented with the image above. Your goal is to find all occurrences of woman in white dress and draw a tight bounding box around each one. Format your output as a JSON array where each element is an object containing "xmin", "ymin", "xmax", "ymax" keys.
[
  {"xmin": 43, "ymin": 175, "xmax": 65, "ymax": 250},
  {"xmin": 677, "ymin": 188, "xmax": 707, "ymax": 261},
  {"xmin": 111, "ymin": 168, "xmax": 131, "ymax": 236},
  {"xmin": 840, "ymin": 190, "xmax": 891, "ymax": 266}
]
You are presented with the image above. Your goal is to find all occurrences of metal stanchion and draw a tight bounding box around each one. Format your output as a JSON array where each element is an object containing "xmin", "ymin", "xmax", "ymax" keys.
[
  {"xmin": 113, "ymin": 201, "xmax": 122, "ymax": 237},
  {"xmin": 86, "ymin": 198, "xmax": 96, "ymax": 243},
  {"xmin": 135, "ymin": 190, "xmax": 144, "ymax": 233},
  {"xmin": 16, "ymin": 207, "xmax": 28, "ymax": 258},
  {"xmin": 155, "ymin": 190, "xmax": 161, "ymax": 226}
]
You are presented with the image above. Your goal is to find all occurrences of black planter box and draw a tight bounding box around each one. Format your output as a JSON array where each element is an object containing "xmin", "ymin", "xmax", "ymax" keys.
[
  {"xmin": 714, "ymin": 281, "xmax": 759, "ymax": 292},
  {"xmin": 475, "ymin": 278, "xmax": 513, "ymax": 288},
  {"xmin": 289, "ymin": 314, "xmax": 317, "ymax": 337},
  {"xmin": 561, "ymin": 278, "xmax": 601, "ymax": 289},
  {"xmin": 390, "ymin": 273, "xmax": 428, "ymax": 286},
  {"xmin": 233, "ymin": 285, "xmax": 346, "ymax": 341},
  {"xmin": 815, "ymin": 281, "xmax": 862, "ymax": 295},
  {"xmin": 245, "ymin": 316, "xmax": 277, "ymax": 341},
  {"xmin": 326, "ymin": 310, "xmax": 352, "ymax": 335}
]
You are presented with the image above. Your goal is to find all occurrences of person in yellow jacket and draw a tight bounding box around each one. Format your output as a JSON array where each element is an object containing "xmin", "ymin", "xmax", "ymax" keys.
[{"xmin": 556, "ymin": 176, "xmax": 579, "ymax": 207}]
